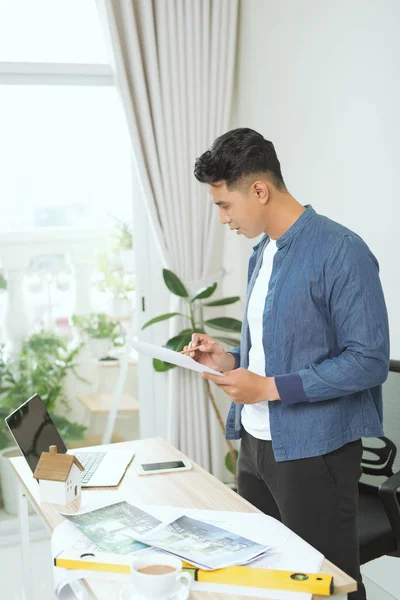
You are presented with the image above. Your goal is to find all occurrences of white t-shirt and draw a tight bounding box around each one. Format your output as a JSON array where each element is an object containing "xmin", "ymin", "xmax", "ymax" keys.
[{"xmin": 241, "ymin": 240, "xmax": 277, "ymax": 440}]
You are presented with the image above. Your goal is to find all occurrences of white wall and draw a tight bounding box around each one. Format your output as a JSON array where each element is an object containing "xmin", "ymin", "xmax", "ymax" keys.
[{"xmin": 229, "ymin": 0, "xmax": 400, "ymax": 358}]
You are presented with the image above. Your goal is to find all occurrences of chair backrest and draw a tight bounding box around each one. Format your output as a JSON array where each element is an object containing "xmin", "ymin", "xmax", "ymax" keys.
[
  {"xmin": 360, "ymin": 361, "xmax": 400, "ymax": 487},
  {"xmin": 361, "ymin": 436, "xmax": 396, "ymax": 477},
  {"xmin": 382, "ymin": 361, "xmax": 400, "ymax": 472}
]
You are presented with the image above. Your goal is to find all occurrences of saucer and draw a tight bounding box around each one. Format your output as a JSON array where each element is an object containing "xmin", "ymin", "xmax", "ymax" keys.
[{"xmin": 119, "ymin": 581, "xmax": 190, "ymax": 600}]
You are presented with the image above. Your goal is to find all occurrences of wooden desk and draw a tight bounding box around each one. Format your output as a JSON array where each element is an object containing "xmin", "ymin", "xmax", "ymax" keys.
[{"xmin": 10, "ymin": 437, "xmax": 357, "ymax": 600}]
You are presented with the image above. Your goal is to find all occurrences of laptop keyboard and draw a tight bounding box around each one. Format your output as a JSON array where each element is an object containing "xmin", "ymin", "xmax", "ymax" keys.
[{"xmin": 75, "ymin": 451, "xmax": 107, "ymax": 484}]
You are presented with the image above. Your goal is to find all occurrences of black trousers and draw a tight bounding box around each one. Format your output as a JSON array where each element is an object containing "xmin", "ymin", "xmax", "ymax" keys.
[{"xmin": 237, "ymin": 430, "xmax": 365, "ymax": 600}]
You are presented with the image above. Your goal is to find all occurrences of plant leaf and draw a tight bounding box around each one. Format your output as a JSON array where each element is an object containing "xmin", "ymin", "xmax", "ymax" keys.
[
  {"xmin": 192, "ymin": 328, "xmax": 206, "ymax": 334},
  {"xmin": 162, "ymin": 269, "xmax": 188, "ymax": 298},
  {"xmin": 52, "ymin": 414, "xmax": 86, "ymax": 441},
  {"xmin": 205, "ymin": 317, "xmax": 242, "ymax": 333},
  {"xmin": 152, "ymin": 332, "xmax": 193, "ymax": 372},
  {"xmin": 225, "ymin": 449, "xmax": 239, "ymax": 475},
  {"xmin": 214, "ymin": 336, "xmax": 241, "ymax": 347},
  {"xmin": 141, "ymin": 312, "xmax": 184, "ymax": 330},
  {"xmin": 178, "ymin": 328, "xmax": 207, "ymax": 338},
  {"xmin": 165, "ymin": 333, "xmax": 193, "ymax": 352},
  {"xmin": 179, "ymin": 328, "xmax": 195, "ymax": 335},
  {"xmin": 153, "ymin": 358, "xmax": 176, "ymax": 372},
  {"xmin": 203, "ymin": 296, "xmax": 240, "ymax": 307},
  {"xmin": 189, "ymin": 282, "xmax": 217, "ymax": 303}
]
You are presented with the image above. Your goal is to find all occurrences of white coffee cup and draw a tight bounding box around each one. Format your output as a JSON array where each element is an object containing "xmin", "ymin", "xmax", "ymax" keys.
[{"xmin": 129, "ymin": 553, "xmax": 191, "ymax": 599}]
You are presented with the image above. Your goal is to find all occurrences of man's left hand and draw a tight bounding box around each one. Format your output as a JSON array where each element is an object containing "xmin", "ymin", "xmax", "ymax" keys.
[{"xmin": 202, "ymin": 368, "xmax": 280, "ymax": 404}]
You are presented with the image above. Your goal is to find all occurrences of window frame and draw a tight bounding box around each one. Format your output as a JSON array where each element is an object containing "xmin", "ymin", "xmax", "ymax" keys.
[{"xmin": 0, "ymin": 61, "xmax": 113, "ymax": 86}]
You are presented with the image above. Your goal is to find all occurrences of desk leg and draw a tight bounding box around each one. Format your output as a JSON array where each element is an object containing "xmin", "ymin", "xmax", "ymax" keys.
[
  {"xmin": 102, "ymin": 343, "xmax": 130, "ymax": 445},
  {"xmin": 18, "ymin": 482, "xmax": 34, "ymax": 600}
]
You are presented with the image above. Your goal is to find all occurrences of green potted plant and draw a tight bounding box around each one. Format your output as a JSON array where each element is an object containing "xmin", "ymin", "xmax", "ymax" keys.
[
  {"xmin": 71, "ymin": 313, "xmax": 124, "ymax": 360},
  {"xmin": 0, "ymin": 272, "xmax": 6, "ymax": 291},
  {"xmin": 0, "ymin": 332, "xmax": 86, "ymax": 513},
  {"xmin": 142, "ymin": 269, "xmax": 242, "ymax": 481}
]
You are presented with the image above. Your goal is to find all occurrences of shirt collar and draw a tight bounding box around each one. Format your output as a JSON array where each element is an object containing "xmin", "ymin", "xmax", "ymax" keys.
[{"xmin": 252, "ymin": 205, "xmax": 316, "ymax": 251}]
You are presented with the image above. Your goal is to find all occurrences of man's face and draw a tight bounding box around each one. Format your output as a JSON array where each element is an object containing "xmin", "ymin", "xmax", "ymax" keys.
[{"xmin": 210, "ymin": 182, "xmax": 267, "ymax": 239}]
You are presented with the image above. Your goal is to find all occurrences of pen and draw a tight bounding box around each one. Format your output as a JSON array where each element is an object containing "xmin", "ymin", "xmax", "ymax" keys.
[{"xmin": 179, "ymin": 345, "xmax": 202, "ymax": 354}]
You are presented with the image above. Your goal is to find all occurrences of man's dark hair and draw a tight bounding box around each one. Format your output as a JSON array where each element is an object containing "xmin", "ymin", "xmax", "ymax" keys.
[{"xmin": 194, "ymin": 128, "xmax": 286, "ymax": 190}]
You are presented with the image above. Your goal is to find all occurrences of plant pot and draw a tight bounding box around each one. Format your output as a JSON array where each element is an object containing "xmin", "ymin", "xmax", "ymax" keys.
[
  {"xmin": 0, "ymin": 446, "xmax": 34, "ymax": 515},
  {"xmin": 111, "ymin": 297, "xmax": 132, "ymax": 318},
  {"xmin": 87, "ymin": 338, "xmax": 113, "ymax": 360},
  {"xmin": 120, "ymin": 249, "xmax": 135, "ymax": 273}
]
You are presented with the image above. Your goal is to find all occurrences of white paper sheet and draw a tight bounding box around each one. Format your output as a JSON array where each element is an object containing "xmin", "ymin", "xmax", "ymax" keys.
[
  {"xmin": 130, "ymin": 338, "xmax": 223, "ymax": 376},
  {"xmin": 52, "ymin": 502, "xmax": 324, "ymax": 600}
]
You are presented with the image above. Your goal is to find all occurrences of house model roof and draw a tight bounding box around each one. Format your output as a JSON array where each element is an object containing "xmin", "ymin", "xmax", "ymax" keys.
[{"xmin": 33, "ymin": 445, "xmax": 85, "ymax": 482}]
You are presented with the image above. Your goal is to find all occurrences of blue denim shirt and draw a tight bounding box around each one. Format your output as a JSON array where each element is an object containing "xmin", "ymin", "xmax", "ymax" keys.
[{"xmin": 226, "ymin": 205, "xmax": 389, "ymax": 461}]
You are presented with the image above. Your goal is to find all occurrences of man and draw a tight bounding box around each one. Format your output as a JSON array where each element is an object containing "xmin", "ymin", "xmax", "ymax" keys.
[{"xmin": 186, "ymin": 128, "xmax": 389, "ymax": 600}]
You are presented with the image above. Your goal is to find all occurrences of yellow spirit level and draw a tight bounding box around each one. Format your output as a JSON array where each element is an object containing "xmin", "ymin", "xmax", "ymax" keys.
[{"xmin": 55, "ymin": 551, "xmax": 334, "ymax": 596}]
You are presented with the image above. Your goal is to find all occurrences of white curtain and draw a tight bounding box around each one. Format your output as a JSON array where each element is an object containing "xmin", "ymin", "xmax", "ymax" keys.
[{"xmin": 97, "ymin": 0, "xmax": 239, "ymax": 472}]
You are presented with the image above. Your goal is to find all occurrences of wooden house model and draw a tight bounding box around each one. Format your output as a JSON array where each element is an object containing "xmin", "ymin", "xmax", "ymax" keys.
[{"xmin": 33, "ymin": 445, "xmax": 84, "ymax": 505}]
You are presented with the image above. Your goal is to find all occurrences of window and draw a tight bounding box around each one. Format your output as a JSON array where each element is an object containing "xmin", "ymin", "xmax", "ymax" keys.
[
  {"xmin": 0, "ymin": 0, "xmax": 132, "ymax": 230},
  {"xmin": 0, "ymin": 85, "xmax": 132, "ymax": 230},
  {"xmin": 0, "ymin": 0, "xmax": 107, "ymax": 64},
  {"xmin": 0, "ymin": 0, "xmax": 135, "ymax": 331}
]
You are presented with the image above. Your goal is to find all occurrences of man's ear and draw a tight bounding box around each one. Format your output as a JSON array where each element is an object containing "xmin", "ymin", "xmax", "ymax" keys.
[{"xmin": 252, "ymin": 181, "xmax": 269, "ymax": 205}]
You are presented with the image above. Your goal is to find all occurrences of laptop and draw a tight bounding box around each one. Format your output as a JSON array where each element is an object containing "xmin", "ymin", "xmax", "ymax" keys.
[{"xmin": 5, "ymin": 394, "xmax": 134, "ymax": 487}]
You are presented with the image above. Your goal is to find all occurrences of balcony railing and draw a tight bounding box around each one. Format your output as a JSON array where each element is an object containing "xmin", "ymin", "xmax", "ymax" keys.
[{"xmin": 0, "ymin": 227, "xmax": 111, "ymax": 356}]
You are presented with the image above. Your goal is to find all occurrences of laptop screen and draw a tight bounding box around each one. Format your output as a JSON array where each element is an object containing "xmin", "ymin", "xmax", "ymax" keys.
[{"xmin": 5, "ymin": 394, "xmax": 68, "ymax": 472}]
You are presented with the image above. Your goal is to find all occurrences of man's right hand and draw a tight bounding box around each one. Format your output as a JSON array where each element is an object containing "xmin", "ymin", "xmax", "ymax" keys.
[{"xmin": 183, "ymin": 333, "xmax": 236, "ymax": 373}]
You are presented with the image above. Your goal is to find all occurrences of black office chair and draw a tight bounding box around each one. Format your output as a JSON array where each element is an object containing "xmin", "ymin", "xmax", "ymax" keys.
[{"xmin": 358, "ymin": 436, "xmax": 400, "ymax": 564}]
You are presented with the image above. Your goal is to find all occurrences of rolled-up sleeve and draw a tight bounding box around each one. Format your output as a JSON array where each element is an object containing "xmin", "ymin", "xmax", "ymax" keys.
[
  {"xmin": 228, "ymin": 346, "xmax": 241, "ymax": 369},
  {"xmin": 275, "ymin": 235, "xmax": 390, "ymax": 405}
]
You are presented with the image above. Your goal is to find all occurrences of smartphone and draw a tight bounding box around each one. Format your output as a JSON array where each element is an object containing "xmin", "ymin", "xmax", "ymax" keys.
[{"xmin": 136, "ymin": 459, "xmax": 192, "ymax": 475}]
